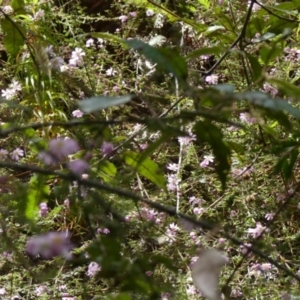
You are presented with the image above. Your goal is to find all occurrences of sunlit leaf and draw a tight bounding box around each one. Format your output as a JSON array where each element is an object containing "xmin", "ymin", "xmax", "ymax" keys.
[
  {"xmin": 123, "ymin": 150, "xmax": 166, "ymax": 189},
  {"xmin": 97, "ymin": 161, "xmax": 117, "ymax": 183},
  {"xmin": 192, "ymin": 249, "xmax": 227, "ymax": 300},
  {"xmin": 79, "ymin": 95, "xmax": 133, "ymax": 113},
  {"xmin": 1, "ymin": 19, "xmax": 25, "ymax": 58}
]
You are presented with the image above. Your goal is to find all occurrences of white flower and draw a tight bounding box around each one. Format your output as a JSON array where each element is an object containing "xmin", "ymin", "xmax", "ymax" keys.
[
  {"xmin": 106, "ymin": 67, "xmax": 117, "ymax": 76},
  {"xmin": 10, "ymin": 148, "xmax": 24, "ymax": 161},
  {"xmin": 247, "ymin": 222, "xmax": 268, "ymax": 238},
  {"xmin": 200, "ymin": 155, "xmax": 214, "ymax": 168},
  {"xmin": 87, "ymin": 261, "xmax": 101, "ymax": 277},
  {"xmin": 119, "ymin": 15, "xmax": 128, "ymax": 23},
  {"xmin": 146, "ymin": 9, "xmax": 155, "ymax": 17},
  {"xmin": 69, "ymin": 48, "xmax": 86, "ymax": 67},
  {"xmin": 167, "ymin": 163, "xmax": 178, "ymax": 172},
  {"xmin": 32, "ymin": 9, "xmax": 45, "ymax": 21},
  {"xmin": 186, "ymin": 284, "xmax": 197, "ymax": 295},
  {"xmin": 10, "ymin": 80, "xmax": 22, "ymax": 91},
  {"xmin": 60, "ymin": 65, "xmax": 69, "ymax": 72},
  {"xmin": 205, "ymin": 74, "xmax": 218, "ymax": 84},
  {"xmin": 154, "ymin": 13, "xmax": 165, "ymax": 29},
  {"xmin": 1, "ymin": 88, "xmax": 15, "ymax": 100},
  {"xmin": 85, "ymin": 38, "xmax": 94, "ymax": 47},
  {"xmin": 2, "ymin": 5, "xmax": 13, "ymax": 14}
]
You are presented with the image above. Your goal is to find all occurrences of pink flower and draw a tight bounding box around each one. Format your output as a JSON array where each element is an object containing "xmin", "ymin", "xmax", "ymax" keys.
[
  {"xmin": 167, "ymin": 163, "xmax": 178, "ymax": 172},
  {"xmin": 72, "ymin": 110, "xmax": 84, "ymax": 118},
  {"xmin": 101, "ymin": 142, "xmax": 114, "ymax": 157},
  {"xmin": 129, "ymin": 11, "xmax": 137, "ymax": 17},
  {"xmin": 205, "ymin": 74, "xmax": 218, "ymax": 84},
  {"xmin": 0, "ymin": 149, "xmax": 8, "ymax": 160},
  {"xmin": 119, "ymin": 15, "xmax": 128, "ymax": 23},
  {"xmin": 64, "ymin": 199, "xmax": 70, "ymax": 208},
  {"xmin": 200, "ymin": 155, "xmax": 214, "ymax": 168},
  {"xmin": 49, "ymin": 138, "xmax": 80, "ymax": 160},
  {"xmin": 68, "ymin": 159, "xmax": 89, "ymax": 175},
  {"xmin": 167, "ymin": 174, "xmax": 180, "ymax": 191},
  {"xmin": 69, "ymin": 48, "xmax": 85, "ymax": 67},
  {"xmin": 39, "ymin": 202, "xmax": 48, "ymax": 217},
  {"xmin": 247, "ymin": 222, "xmax": 268, "ymax": 238},
  {"xmin": 239, "ymin": 112, "xmax": 256, "ymax": 124},
  {"xmin": 85, "ymin": 38, "xmax": 94, "ymax": 47},
  {"xmin": 10, "ymin": 148, "xmax": 24, "ymax": 160},
  {"xmin": 87, "ymin": 261, "xmax": 101, "ymax": 277},
  {"xmin": 265, "ymin": 212, "xmax": 275, "ymax": 221},
  {"xmin": 38, "ymin": 151, "xmax": 59, "ymax": 165}
]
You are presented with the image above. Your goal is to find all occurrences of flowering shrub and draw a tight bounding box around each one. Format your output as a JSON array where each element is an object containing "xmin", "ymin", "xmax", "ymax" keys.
[{"xmin": 0, "ymin": 0, "xmax": 300, "ymax": 299}]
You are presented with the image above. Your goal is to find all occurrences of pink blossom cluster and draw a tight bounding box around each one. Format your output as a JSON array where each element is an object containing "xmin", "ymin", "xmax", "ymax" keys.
[{"xmin": 126, "ymin": 207, "xmax": 163, "ymax": 224}]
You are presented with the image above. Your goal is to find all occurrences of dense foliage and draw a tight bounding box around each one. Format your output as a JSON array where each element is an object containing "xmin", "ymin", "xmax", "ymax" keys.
[{"xmin": 1, "ymin": 0, "xmax": 300, "ymax": 299}]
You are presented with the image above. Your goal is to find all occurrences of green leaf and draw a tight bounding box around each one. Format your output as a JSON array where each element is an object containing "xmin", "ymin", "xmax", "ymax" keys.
[
  {"xmin": 224, "ymin": 141, "xmax": 244, "ymax": 155},
  {"xmin": 1, "ymin": 19, "xmax": 25, "ymax": 58},
  {"xmin": 123, "ymin": 150, "xmax": 166, "ymax": 189},
  {"xmin": 97, "ymin": 161, "xmax": 117, "ymax": 183},
  {"xmin": 125, "ymin": 39, "xmax": 188, "ymax": 82},
  {"xmin": 194, "ymin": 121, "xmax": 231, "ymax": 189},
  {"xmin": 25, "ymin": 175, "xmax": 50, "ymax": 220},
  {"xmin": 236, "ymin": 91, "xmax": 300, "ymax": 120},
  {"xmin": 186, "ymin": 46, "xmax": 225, "ymax": 61},
  {"xmin": 11, "ymin": 0, "xmax": 24, "ymax": 11},
  {"xmin": 246, "ymin": 53, "xmax": 262, "ymax": 82},
  {"xmin": 259, "ymin": 44, "xmax": 283, "ymax": 64},
  {"xmin": 79, "ymin": 95, "xmax": 133, "ymax": 113}
]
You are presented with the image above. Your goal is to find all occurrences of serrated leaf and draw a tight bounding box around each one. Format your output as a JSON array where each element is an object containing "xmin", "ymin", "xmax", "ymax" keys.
[
  {"xmin": 123, "ymin": 150, "xmax": 166, "ymax": 189},
  {"xmin": 194, "ymin": 121, "xmax": 231, "ymax": 189},
  {"xmin": 1, "ymin": 19, "xmax": 26, "ymax": 58},
  {"xmin": 79, "ymin": 95, "xmax": 133, "ymax": 113},
  {"xmin": 125, "ymin": 39, "xmax": 188, "ymax": 82}
]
